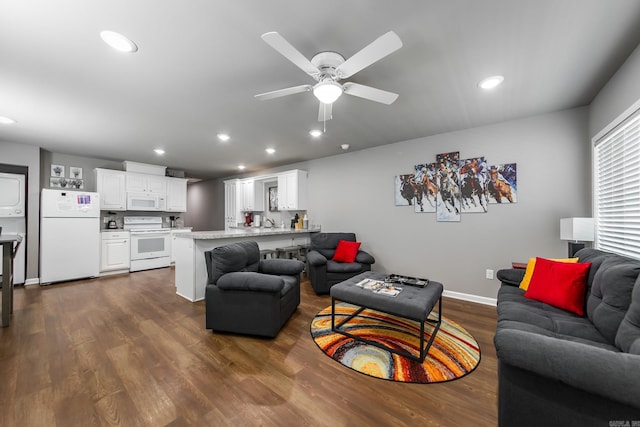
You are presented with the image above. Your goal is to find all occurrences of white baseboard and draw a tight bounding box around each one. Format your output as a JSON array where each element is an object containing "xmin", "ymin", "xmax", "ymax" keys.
[
  {"xmin": 443, "ymin": 290, "xmax": 496, "ymax": 306},
  {"xmin": 25, "ymin": 278, "xmax": 40, "ymax": 286}
]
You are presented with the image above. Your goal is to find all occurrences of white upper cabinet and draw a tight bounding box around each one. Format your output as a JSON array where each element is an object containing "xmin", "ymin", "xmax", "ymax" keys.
[
  {"xmin": 166, "ymin": 177, "xmax": 187, "ymax": 212},
  {"xmin": 224, "ymin": 179, "xmax": 241, "ymax": 229},
  {"xmin": 277, "ymin": 170, "xmax": 307, "ymax": 210},
  {"xmin": 95, "ymin": 168, "xmax": 126, "ymax": 211},
  {"xmin": 126, "ymin": 172, "xmax": 167, "ymax": 194},
  {"xmin": 239, "ymin": 178, "xmax": 264, "ymax": 211}
]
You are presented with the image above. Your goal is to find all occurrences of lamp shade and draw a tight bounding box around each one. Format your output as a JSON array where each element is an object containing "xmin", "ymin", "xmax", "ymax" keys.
[
  {"xmin": 313, "ymin": 80, "xmax": 343, "ymax": 104},
  {"xmin": 560, "ymin": 218, "xmax": 594, "ymax": 241}
]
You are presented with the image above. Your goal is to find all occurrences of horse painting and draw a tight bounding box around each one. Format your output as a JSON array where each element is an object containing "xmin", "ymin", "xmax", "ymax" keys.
[
  {"xmin": 461, "ymin": 171, "xmax": 487, "ymax": 212},
  {"xmin": 438, "ymin": 175, "xmax": 460, "ymax": 214},
  {"xmin": 488, "ymin": 168, "xmax": 514, "ymax": 203}
]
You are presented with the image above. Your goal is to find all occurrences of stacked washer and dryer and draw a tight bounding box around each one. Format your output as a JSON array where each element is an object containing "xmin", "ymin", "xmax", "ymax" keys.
[{"xmin": 0, "ymin": 172, "xmax": 26, "ymax": 284}]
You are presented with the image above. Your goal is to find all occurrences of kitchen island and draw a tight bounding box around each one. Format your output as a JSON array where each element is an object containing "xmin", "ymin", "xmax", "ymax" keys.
[{"xmin": 173, "ymin": 227, "xmax": 320, "ymax": 301}]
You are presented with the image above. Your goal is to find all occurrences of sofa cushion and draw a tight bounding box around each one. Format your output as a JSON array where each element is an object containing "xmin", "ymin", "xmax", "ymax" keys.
[
  {"xmin": 615, "ymin": 277, "xmax": 640, "ymax": 354},
  {"xmin": 332, "ymin": 240, "xmax": 361, "ymax": 263},
  {"xmin": 575, "ymin": 248, "xmax": 613, "ymax": 294},
  {"xmin": 207, "ymin": 241, "xmax": 260, "ymax": 284},
  {"xmin": 519, "ymin": 257, "xmax": 578, "ymax": 291},
  {"xmin": 524, "ymin": 258, "xmax": 591, "ymax": 316},
  {"xmin": 326, "ymin": 260, "xmax": 365, "ymax": 274},
  {"xmin": 497, "ymin": 286, "xmax": 614, "ymax": 349},
  {"xmin": 587, "ymin": 257, "xmax": 640, "ymax": 344}
]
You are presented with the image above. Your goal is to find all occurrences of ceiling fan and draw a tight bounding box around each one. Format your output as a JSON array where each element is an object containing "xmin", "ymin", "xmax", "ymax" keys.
[{"xmin": 255, "ymin": 31, "xmax": 403, "ymax": 122}]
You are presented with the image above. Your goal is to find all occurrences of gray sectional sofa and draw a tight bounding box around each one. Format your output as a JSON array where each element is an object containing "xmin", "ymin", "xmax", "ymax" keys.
[{"xmin": 495, "ymin": 248, "xmax": 640, "ymax": 426}]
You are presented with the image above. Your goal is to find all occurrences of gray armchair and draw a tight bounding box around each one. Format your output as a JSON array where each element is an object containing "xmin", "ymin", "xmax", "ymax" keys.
[
  {"xmin": 307, "ymin": 232, "xmax": 375, "ymax": 294},
  {"xmin": 204, "ymin": 240, "xmax": 305, "ymax": 337}
]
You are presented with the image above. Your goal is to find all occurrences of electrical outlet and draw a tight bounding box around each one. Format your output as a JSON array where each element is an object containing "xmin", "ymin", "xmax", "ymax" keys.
[{"xmin": 486, "ymin": 269, "xmax": 494, "ymax": 280}]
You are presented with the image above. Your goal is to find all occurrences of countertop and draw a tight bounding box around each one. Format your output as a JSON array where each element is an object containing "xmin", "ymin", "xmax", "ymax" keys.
[{"xmin": 177, "ymin": 226, "xmax": 320, "ymax": 240}]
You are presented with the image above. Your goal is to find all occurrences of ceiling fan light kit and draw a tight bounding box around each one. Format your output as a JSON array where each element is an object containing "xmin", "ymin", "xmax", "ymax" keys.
[
  {"xmin": 256, "ymin": 31, "xmax": 403, "ymax": 122},
  {"xmin": 313, "ymin": 80, "xmax": 343, "ymax": 104}
]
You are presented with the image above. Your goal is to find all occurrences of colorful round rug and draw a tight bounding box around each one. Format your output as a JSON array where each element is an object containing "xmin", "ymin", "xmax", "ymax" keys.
[{"xmin": 310, "ymin": 303, "xmax": 481, "ymax": 383}]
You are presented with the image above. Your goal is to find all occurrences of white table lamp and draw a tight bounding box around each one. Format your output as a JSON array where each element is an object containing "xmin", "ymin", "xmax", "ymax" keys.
[{"xmin": 560, "ymin": 217, "xmax": 594, "ymax": 257}]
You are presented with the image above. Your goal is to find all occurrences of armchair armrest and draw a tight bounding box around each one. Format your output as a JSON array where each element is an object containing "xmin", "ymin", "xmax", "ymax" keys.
[
  {"xmin": 216, "ymin": 272, "xmax": 284, "ymax": 293},
  {"xmin": 494, "ymin": 329, "xmax": 640, "ymax": 410},
  {"xmin": 355, "ymin": 250, "xmax": 375, "ymax": 264},
  {"xmin": 259, "ymin": 259, "xmax": 304, "ymax": 276},
  {"xmin": 496, "ymin": 268, "xmax": 525, "ymax": 287},
  {"xmin": 307, "ymin": 250, "xmax": 328, "ymax": 267}
]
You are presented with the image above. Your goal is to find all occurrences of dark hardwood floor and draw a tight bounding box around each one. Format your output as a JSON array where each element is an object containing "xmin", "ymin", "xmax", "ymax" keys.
[{"xmin": 0, "ymin": 268, "xmax": 498, "ymax": 426}]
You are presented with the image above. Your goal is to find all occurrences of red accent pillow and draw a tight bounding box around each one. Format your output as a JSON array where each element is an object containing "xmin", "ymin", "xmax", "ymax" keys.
[
  {"xmin": 332, "ymin": 240, "xmax": 361, "ymax": 263},
  {"xmin": 525, "ymin": 257, "xmax": 591, "ymax": 316}
]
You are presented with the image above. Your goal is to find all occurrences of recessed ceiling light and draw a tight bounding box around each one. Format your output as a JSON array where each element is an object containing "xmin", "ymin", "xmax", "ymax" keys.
[
  {"xmin": 100, "ymin": 31, "xmax": 138, "ymax": 53},
  {"xmin": 238, "ymin": 164, "xmax": 246, "ymax": 170},
  {"xmin": 309, "ymin": 129, "xmax": 323, "ymax": 138},
  {"xmin": 478, "ymin": 75, "xmax": 504, "ymax": 90},
  {"xmin": 341, "ymin": 144, "xmax": 350, "ymax": 150},
  {"xmin": 154, "ymin": 148, "xmax": 165, "ymax": 155},
  {"xmin": 265, "ymin": 148, "xmax": 276, "ymax": 154},
  {"xmin": 217, "ymin": 133, "xmax": 231, "ymax": 142},
  {"xmin": 0, "ymin": 116, "xmax": 16, "ymax": 125}
]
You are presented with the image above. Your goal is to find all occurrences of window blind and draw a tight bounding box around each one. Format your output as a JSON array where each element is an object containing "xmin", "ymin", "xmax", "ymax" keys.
[{"xmin": 594, "ymin": 108, "xmax": 640, "ymax": 259}]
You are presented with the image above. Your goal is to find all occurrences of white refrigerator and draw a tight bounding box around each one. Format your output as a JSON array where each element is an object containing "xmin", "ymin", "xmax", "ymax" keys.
[{"xmin": 40, "ymin": 189, "xmax": 100, "ymax": 284}]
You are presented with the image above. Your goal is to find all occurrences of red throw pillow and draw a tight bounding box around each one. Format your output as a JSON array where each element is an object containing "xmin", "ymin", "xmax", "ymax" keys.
[
  {"xmin": 332, "ymin": 240, "xmax": 361, "ymax": 263},
  {"xmin": 525, "ymin": 257, "xmax": 591, "ymax": 316}
]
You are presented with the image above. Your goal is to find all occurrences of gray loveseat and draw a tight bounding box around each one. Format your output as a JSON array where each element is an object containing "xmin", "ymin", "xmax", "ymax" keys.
[
  {"xmin": 495, "ymin": 248, "xmax": 640, "ymax": 426},
  {"xmin": 204, "ymin": 240, "xmax": 305, "ymax": 338}
]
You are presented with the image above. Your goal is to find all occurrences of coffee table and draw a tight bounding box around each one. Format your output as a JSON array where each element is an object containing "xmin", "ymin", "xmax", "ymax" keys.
[{"xmin": 330, "ymin": 271, "xmax": 443, "ymax": 362}]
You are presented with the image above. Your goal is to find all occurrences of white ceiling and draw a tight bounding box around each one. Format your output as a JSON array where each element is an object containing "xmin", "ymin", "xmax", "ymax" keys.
[{"xmin": 1, "ymin": 0, "xmax": 640, "ymax": 179}]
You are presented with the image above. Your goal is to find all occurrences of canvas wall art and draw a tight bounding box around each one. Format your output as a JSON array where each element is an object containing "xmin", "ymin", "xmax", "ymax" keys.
[
  {"xmin": 459, "ymin": 157, "xmax": 489, "ymax": 213},
  {"xmin": 412, "ymin": 164, "xmax": 437, "ymax": 213},
  {"xmin": 394, "ymin": 174, "xmax": 416, "ymax": 206},
  {"xmin": 487, "ymin": 163, "xmax": 517, "ymax": 203}
]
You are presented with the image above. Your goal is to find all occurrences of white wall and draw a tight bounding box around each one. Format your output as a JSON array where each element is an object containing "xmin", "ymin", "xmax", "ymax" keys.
[
  {"xmin": 0, "ymin": 141, "xmax": 40, "ymax": 281},
  {"xmin": 306, "ymin": 108, "xmax": 590, "ymax": 300},
  {"xmin": 590, "ymin": 42, "xmax": 640, "ymax": 138}
]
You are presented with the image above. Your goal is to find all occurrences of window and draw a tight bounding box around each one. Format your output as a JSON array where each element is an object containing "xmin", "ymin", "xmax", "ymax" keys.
[{"xmin": 594, "ymin": 108, "xmax": 640, "ymax": 259}]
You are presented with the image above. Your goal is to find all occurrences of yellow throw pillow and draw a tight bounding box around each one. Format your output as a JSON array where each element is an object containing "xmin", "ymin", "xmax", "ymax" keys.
[{"xmin": 519, "ymin": 257, "xmax": 579, "ymax": 290}]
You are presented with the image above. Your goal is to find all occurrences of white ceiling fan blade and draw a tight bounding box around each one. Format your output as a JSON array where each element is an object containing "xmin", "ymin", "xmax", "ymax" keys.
[
  {"xmin": 343, "ymin": 82, "xmax": 399, "ymax": 105},
  {"xmin": 318, "ymin": 102, "xmax": 333, "ymax": 122},
  {"xmin": 254, "ymin": 85, "xmax": 312, "ymax": 101},
  {"xmin": 261, "ymin": 32, "xmax": 320, "ymax": 77},
  {"xmin": 336, "ymin": 31, "xmax": 402, "ymax": 79}
]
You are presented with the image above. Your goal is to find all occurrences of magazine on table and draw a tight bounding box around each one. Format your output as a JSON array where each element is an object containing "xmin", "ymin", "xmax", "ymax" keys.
[
  {"xmin": 354, "ymin": 278, "xmax": 403, "ymax": 297},
  {"xmin": 385, "ymin": 274, "xmax": 429, "ymax": 287}
]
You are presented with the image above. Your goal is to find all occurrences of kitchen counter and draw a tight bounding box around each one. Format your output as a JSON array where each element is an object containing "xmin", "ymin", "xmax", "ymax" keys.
[
  {"xmin": 184, "ymin": 226, "xmax": 320, "ymax": 240},
  {"xmin": 173, "ymin": 226, "xmax": 320, "ymax": 301}
]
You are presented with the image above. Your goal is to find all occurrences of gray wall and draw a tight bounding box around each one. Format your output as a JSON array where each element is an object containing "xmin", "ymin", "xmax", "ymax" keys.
[
  {"xmin": 186, "ymin": 179, "xmax": 224, "ymax": 231},
  {"xmin": 0, "ymin": 141, "xmax": 40, "ymax": 281},
  {"xmin": 40, "ymin": 150, "xmax": 124, "ymax": 191},
  {"xmin": 304, "ymin": 108, "xmax": 590, "ymax": 300},
  {"xmin": 590, "ymin": 42, "xmax": 640, "ymax": 138}
]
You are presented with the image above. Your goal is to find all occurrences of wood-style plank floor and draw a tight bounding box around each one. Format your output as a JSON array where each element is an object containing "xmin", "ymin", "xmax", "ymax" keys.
[{"xmin": 0, "ymin": 268, "xmax": 498, "ymax": 426}]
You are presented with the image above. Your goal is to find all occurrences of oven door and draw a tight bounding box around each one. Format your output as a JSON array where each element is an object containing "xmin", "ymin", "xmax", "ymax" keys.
[{"xmin": 130, "ymin": 230, "xmax": 171, "ymax": 260}]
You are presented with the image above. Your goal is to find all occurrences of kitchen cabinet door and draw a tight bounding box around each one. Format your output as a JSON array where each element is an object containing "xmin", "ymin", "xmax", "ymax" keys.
[
  {"xmin": 277, "ymin": 170, "xmax": 307, "ymax": 210},
  {"xmin": 224, "ymin": 179, "xmax": 241, "ymax": 229},
  {"xmin": 100, "ymin": 232, "xmax": 130, "ymax": 272},
  {"xmin": 166, "ymin": 177, "xmax": 187, "ymax": 212},
  {"xmin": 126, "ymin": 173, "xmax": 167, "ymax": 194},
  {"xmin": 240, "ymin": 179, "xmax": 265, "ymax": 211},
  {"xmin": 95, "ymin": 169, "xmax": 126, "ymax": 211}
]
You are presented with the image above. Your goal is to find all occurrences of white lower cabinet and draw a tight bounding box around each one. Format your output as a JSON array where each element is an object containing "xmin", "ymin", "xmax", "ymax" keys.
[
  {"xmin": 100, "ymin": 231, "xmax": 130, "ymax": 273},
  {"xmin": 171, "ymin": 228, "xmax": 192, "ymax": 263}
]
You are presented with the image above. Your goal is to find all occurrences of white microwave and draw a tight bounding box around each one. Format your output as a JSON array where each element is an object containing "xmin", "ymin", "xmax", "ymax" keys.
[{"xmin": 127, "ymin": 192, "xmax": 166, "ymax": 211}]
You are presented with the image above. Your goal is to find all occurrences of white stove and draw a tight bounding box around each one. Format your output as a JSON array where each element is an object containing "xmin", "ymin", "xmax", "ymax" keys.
[{"xmin": 124, "ymin": 216, "xmax": 171, "ymax": 272}]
